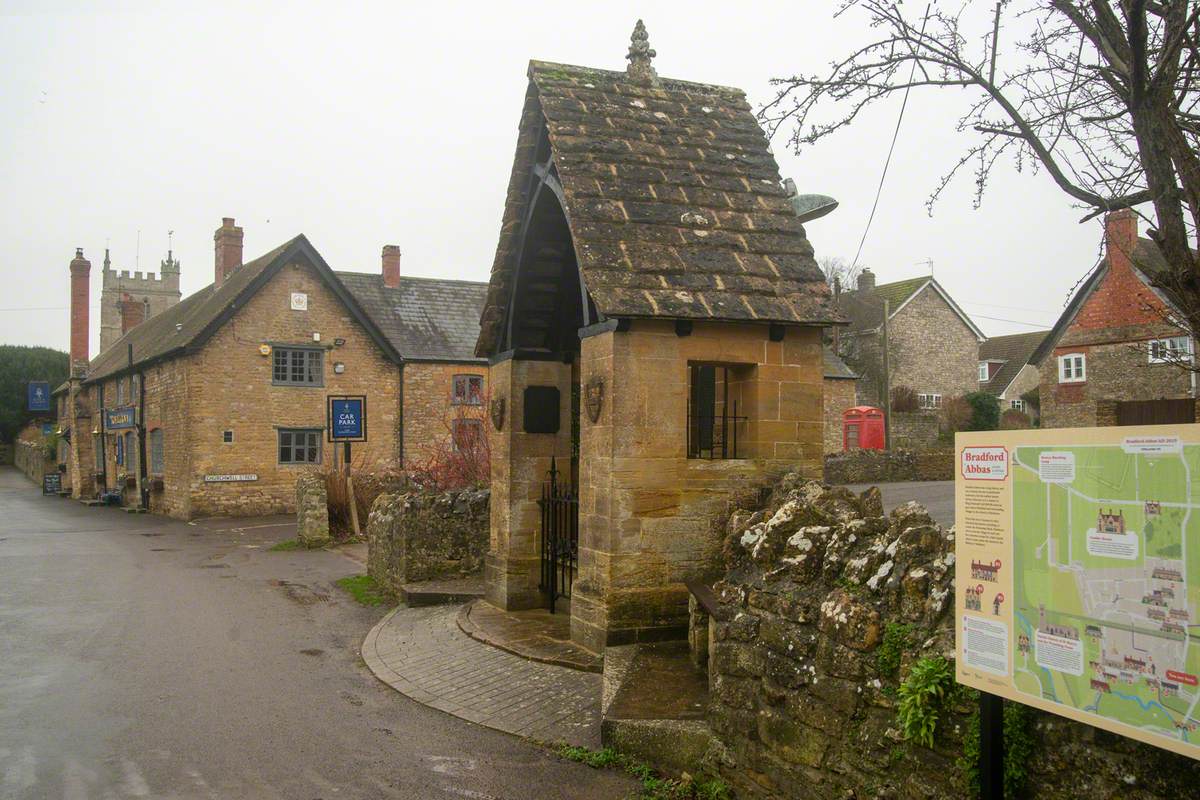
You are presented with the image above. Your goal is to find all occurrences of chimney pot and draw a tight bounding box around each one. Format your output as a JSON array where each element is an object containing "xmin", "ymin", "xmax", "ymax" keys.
[
  {"xmin": 214, "ymin": 216, "xmax": 245, "ymax": 288},
  {"xmin": 382, "ymin": 244, "xmax": 401, "ymax": 289}
]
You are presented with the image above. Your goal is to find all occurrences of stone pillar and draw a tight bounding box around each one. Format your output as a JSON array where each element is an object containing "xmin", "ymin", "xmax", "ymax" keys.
[
  {"xmin": 484, "ymin": 356, "xmax": 574, "ymax": 611},
  {"xmin": 296, "ymin": 472, "xmax": 330, "ymax": 547}
]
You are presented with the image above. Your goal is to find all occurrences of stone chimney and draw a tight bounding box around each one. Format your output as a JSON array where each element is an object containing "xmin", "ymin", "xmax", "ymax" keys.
[
  {"xmin": 1105, "ymin": 209, "xmax": 1138, "ymax": 274},
  {"xmin": 857, "ymin": 268, "xmax": 876, "ymax": 291},
  {"xmin": 120, "ymin": 293, "xmax": 146, "ymax": 334},
  {"xmin": 382, "ymin": 245, "xmax": 401, "ymax": 289},
  {"xmin": 214, "ymin": 217, "xmax": 244, "ymax": 288},
  {"xmin": 69, "ymin": 248, "xmax": 91, "ymax": 368}
]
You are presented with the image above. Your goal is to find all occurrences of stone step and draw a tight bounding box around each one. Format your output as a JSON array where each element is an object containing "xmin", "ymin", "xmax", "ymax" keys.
[{"xmin": 399, "ymin": 577, "xmax": 484, "ymax": 608}]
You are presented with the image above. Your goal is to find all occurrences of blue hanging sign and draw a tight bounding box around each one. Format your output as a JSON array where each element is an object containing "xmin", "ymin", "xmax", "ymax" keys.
[
  {"xmin": 27, "ymin": 381, "xmax": 50, "ymax": 412},
  {"xmin": 41, "ymin": 422, "xmax": 54, "ymax": 436},
  {"xmin": 327, "ymin": 395, "xmax": 367, "ymax": 442},
  {"xmin": 104, "ymin": 407, "xmax": 137, "ymax": 430}
]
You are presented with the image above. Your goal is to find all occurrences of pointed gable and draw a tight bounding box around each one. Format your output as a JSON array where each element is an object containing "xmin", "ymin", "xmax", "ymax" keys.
[{"xmin": 477, "ymin": 32, "xmax": 841, "ymax": 356}]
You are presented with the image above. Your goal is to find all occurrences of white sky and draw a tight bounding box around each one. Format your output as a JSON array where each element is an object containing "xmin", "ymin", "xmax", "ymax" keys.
[{"xmin": 0, "ymin": 1, "xmax": 1118, "ymax": 356}]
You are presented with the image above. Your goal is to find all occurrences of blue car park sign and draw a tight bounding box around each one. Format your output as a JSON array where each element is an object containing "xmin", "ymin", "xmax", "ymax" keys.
[
  {"xmin": 27, "ymin": 381, "xmax": 50, "ymax": 412},
  {"xmin": 104, "ymin": 407, "xmax": 137, "ymax": 431},
  {"xmin": 328, "ymin": 396, "xmax": 367, "ymax": 442}
]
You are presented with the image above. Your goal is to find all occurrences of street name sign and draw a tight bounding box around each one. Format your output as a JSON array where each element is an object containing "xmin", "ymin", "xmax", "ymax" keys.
[
  {"xmin": 956, "ymin": 426, "xmax": 1200, "ymax": 759},
  {"xmin": 203, "ymin": 474, "xmax": 258, "ymax": 483},
  {"xmin": 27, "ymin": 381, "xmax": 50, "ymax": 412}
]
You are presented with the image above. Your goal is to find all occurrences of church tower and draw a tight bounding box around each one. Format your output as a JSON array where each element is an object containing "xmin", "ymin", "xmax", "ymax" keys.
[{"xmin": 99, "ymin": 246, "xmax": 182, "ymax": 354}]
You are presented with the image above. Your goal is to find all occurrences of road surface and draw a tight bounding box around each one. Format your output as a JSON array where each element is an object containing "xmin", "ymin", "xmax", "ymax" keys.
[
  {"xmin": 0, "ymin": 467, "xmax": 631, "ymax": 799},
  {"xmin": 842, "ymin": 480, "xmax": 954, "ymax": 527}
]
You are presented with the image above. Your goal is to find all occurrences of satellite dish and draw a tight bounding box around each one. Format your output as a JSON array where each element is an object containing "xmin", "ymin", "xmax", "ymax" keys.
[{"xmin": 790, "ymin": 193, "xmax": 840, "ymax": 223}]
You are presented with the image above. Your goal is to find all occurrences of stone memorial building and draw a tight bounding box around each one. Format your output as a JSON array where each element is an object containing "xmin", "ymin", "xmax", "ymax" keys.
[{"xmin": 476, "ymin": 23, "xmax": 842, "ymax": 652}]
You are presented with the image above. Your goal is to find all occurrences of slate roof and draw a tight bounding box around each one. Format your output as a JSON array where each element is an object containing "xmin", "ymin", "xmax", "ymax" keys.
[
  {"xmin": 1030, "ymin": 238, "xmax": 1174, "ymax": 365},
  {"xmin": 840, "ymin": 275, "xmax": 985, "ymax": 339},
  {"xmin": 978, "ymin": 330, "xmax": 1049, "ymax": 395},
  {"xmin": 823, "ymin": 346, "xmax": 856, "ymax": 380},
  {"xmin": 476, "ymin": 50, "xmax": 842, "ymax": 355},
  {"xmin": 337, "ymin": 273, "xmax": 488, "ymax": 362},
  {"xmin": 83, "ymin": 236, "xmax": 401, "ymax": 384}
]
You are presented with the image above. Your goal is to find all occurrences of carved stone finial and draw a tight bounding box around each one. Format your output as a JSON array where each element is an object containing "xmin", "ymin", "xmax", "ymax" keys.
[{"xmin": 626, "ymin": 19, "xmax": 658, "ymax": 85}]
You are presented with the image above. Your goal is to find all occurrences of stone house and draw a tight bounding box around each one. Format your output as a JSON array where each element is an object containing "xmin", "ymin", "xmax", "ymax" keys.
[
  {"xmin": 56, "ymin": 219, "xmax": 488, "ymax": 518},
  {"xmin": 836, "ymin": 270, "xmax": 984, "ymax": 414},
  {"xmin": 822, "ymin": 346, "xmax": 856, "ymax": 453},
  {"xmin": 977, "ymin": 329, "xmax": 1049, "ymax": 420},
  {"xmin": 1033, "ymin": 210, "xmax": 1196, "ymax": 428},
  {"xmin": 475, "ymin": 24, "xmax": 842, "ymax": 652}
]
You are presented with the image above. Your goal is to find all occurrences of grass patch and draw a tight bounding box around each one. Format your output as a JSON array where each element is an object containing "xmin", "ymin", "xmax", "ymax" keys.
[
  {"xmin": 268, "ymin": 538, "xmax": 306, "ymax": 552},
  {"xmin": 334, "ymin": 574, "xmax": 390, "ymax": 606},
  {"xmin": 554, "ymin": 744, "xmax": 732, "ymax": 800}
]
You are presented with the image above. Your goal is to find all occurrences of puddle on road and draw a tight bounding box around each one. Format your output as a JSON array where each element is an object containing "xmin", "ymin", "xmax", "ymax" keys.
[
  {"xmin": 299, "ymin": 648, "xmax": 324, "ymax": 657},
  {"xmin": 270, "ymin": 579, "xmax": 330, "ymax": 605}
]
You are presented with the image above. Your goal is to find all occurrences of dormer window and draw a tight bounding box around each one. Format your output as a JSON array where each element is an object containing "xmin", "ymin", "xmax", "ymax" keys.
[{"xmin": 978, "ymin": 362, "xmax": 989, "ymax": 382}]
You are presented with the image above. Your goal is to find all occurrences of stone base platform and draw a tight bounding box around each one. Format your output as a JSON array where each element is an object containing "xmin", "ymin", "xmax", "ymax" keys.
[
  {"xmin": 400, "ymin": 575, "xmax": 485, "ymax": 607},
  {"xmin": 457, "ymin": 599, "xmax": 603, "ymax": 673}
]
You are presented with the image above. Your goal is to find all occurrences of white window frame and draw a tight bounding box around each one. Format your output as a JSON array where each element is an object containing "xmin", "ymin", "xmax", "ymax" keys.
[
  {"xmin": 1010, "ymin": 399, "xmax": 1024, "ymax": 411},
  {"xmin": 978, "ymin": 362, "xmax": 989, "ymax": 382},
  {"xmin": 1058, "ymin": 354, "xmax": 1086, "ymax": 383},
  {"xmin": 917, "ymin": 393, "xmax": 942, "ymax": 410},
  {"xmin": 1148, "ymin": 336, "xmax": 1192, "ymax": 364}
]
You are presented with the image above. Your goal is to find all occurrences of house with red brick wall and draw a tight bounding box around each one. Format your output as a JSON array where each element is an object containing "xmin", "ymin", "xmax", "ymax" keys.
[
  {"xmin": 836, "ymin": 270, "xmax": 985, "ymax": 413},
  {"xmin": 978, "ymin": 330, "xmax": 1049, "ymax": 420},
  {"xmin": 1033, "ymin": 209, "xmax": 1196, "ymax": 428}
]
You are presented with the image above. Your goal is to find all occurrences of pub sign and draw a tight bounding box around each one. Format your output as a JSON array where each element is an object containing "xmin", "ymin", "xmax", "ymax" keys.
[
  {"xmin": 27, "ymin": 381, "xmax": 50, "ymax": 412},
  {"xmin": 327, "ymin": 395, "xmax": 367, "ymax": 442},
  {"xmin": 104, "ymin": 407, "xmax": 137, "ymax": 431}
]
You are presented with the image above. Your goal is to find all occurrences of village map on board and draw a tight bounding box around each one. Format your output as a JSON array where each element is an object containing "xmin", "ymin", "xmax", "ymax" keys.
[{"xmin": 1011, "ymin": 438, "xmax": 1200, "ymax": 747}]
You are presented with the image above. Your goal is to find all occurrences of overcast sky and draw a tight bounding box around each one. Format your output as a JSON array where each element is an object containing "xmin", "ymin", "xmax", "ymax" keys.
[{"xmin": 1, "ymin": 1, "xmax": 1117, "ymax": 356}]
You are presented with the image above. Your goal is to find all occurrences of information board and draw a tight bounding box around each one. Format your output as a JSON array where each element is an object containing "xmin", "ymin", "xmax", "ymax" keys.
[{"xmin": 956, "ymin": 425, "xmax": 1200, "ymax": 759}]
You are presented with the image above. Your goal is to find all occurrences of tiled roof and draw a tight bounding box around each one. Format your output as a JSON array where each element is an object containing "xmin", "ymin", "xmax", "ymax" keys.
[
  {"xmin": 337, "ymin": 273, "xmax": 488, "ymax": 362},
  {"xmin": 978, "ymin": 330, "xmax": 1049, "ymax": 395},
  {"xmin": 83, "ymin": 236, "xmax": 401, "ymax": 384},
  {"xmin": 839, "ymin": 276, "xmax": 930, "ymax": 333},
  {"xmin": 823, "ymin": 346, "xmax": 856, "ymax": 380},
  {"xmin": 476, "ymin": 55, "xmax": 842, "ymax": 355}
]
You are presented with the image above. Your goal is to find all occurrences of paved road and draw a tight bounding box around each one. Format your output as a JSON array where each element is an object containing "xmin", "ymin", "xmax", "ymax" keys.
[
  {"xmin": 0, "ymin": 468, "xmax": 632, "ymax": 799},
  {"xmin": 843, "ymin": 480, "xmax": 955, "ymax": 528}
]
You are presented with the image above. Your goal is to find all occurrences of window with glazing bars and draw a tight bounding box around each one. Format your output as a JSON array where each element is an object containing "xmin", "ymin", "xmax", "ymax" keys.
[
  {"xmin": 149, "ymin": 429, "xmax": 164, "ymax": 474},
  {"xmin": 687, "ymin": 364, "xmax": 748, "ymax": 459},
  {"xmin": 272, "ymin": 347, "xmax": 323, "ymax": 386},
  {"xmin": 278, "ymin": 429, "xmax": 321, "ymax": 464}
]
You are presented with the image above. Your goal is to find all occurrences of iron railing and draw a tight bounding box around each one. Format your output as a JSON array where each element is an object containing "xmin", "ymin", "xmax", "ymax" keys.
[
  {"xmin": 687, "ymin": 401, "xmax": 748, "ymax": 460},
  {"xmin": 538, "ymin": 458, "xmax": 578, "ymax": 614}
]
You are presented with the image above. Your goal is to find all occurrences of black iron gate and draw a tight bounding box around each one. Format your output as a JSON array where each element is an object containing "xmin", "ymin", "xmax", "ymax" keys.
[{"xmin": 539, "ymin": 458, "xmax": 578, "ymax": 614}]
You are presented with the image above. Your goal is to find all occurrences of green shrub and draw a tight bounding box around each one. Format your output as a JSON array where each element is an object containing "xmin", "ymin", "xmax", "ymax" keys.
[
  {"xmin": 896, "ymin": 655, "xmax": 955, "ymax": 747},
  {"xmin": 875, "ymin": 622, "xmax": 912, "ymax": 678},
  {"xmin": 958, "ymin": 696, "xmax": 1035, "ymax": 798},
  {"xmin": 964, "ymin": 392, "xmax": 1001, "ymax": 431}
]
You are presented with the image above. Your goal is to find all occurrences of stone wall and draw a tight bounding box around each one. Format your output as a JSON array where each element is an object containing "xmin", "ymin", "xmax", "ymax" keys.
[
  {"xmin": 368, "ymin": 487, "xmax": 489, "ymax": 593},
  {"xmin": 295, "ymin": 471, "xmax": 330, "ymax": 546},
  {"xmin": 888, "ymin": 286, "xmax": 980, "ymax": 405},
  {"xmin": 824, "ymin": 448, "xmax": 953, "ymax": 484},
  {"xmin": 0, "ymin": 443, "xmax": 11, "ymax": 466},
  {"xmin": 13, "ymin": 440, "xmax": 49, "ymax": 484},
  {"xmin": 706, "ymin": 478, "xmax": 1200, "ymax": 799},
  {"xmin": 402, "ymin": 362, "xmax": 490, "ymax": 466},
  {"xmin": 889, "ymin": 412, "xmax": 939, "ymax": 450},
  {"xmin": 822, "ymin": 377, "xmax": 856, "ymax": 454}
]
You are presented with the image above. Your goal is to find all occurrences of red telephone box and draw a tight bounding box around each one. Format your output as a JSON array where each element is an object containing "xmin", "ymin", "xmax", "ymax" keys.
[{"xmin": 842, "ymin": 406, "xmax": 885, "ymax": 451}]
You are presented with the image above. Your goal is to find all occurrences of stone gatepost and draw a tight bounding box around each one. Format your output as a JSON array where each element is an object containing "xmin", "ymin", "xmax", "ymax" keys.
[
  {"xmin": 484, "ymin": 356, "xmax": 574, "ymax": 611},
  {"xmin": 295, "ymin": 472, "xmax": 330, "ymax": 547}
]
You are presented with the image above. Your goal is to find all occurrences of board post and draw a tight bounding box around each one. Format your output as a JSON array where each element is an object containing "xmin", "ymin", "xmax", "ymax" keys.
[{"xmin": 979, "ymin": 691, "xmax": 1004, "ymax": 800}]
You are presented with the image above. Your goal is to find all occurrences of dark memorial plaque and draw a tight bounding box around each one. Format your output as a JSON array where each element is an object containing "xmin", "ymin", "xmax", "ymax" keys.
[
  {"xmin": 42, "ymin": 473, "xmax": 61, "ymax": 495},
  {"xmin": 523, "ymin": 386, "xmax": 560, "ymax": 434}
]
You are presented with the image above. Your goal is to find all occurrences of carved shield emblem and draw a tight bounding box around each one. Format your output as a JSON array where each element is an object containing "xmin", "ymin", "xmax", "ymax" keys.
[
  {"xmin": 490, "ymin": 397, "xmax": 506, "ymax": 431},
  {"xmin": 585, "ymin": 375, "xmax": 604, "ymax": 423}
]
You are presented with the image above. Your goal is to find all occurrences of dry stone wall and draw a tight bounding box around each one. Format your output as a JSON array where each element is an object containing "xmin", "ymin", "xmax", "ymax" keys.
[
  {"xmin": 824, "ymin": 448, "xmax": 953, "ymax": 484},
  {"xmin": 707, "ymin": 477, "xmax": 1200, "ymax": 799},
  {"xmin": 368, "ymin": 487, "xmax": 489, "ymax": 593}
]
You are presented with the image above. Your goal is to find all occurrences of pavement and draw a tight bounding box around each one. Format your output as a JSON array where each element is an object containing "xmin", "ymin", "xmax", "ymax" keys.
[
  {"xmin": 842, "ymin": 479, "xmax": 955, "ymax": 527},
  {"xmin": 0, "ymin": 467, "xmax": 633, "ymax": 799}
]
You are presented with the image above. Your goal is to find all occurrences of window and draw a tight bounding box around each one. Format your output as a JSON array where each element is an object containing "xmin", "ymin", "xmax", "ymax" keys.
[
  {"xmin": 272, "ymin": 347, "xmax": 323, "ymax": 386},
  {"xmin": 978, "ymin": 362, "xmax": 989, "ymax": 382},
  {"xmin": 1010, "ymin": 399, "xmax": 1025, "ymax": 411},
  {"xmin": 1149, "ymin": 336, "xmax": 1191, "ymax": 364},
  {"xmin": 918, "ymin": 393, "xmax": 942, "ymax": 410},
  {"xmin": 131, "ymin": 374, "xmax": 140, "ymax": 400},
  {"xmin": 452, "ymin": 374, "xmax": 484, "ymax": 405},
  {"xmin": 223, "ymin": 430, "xmax": 234, "ymax": 444},
  {"xmin": 687, "ymin": 364, "xmax": 749, "ymax": 459},
  {"xmin": 1058, "ymin": 353, "xmax": 1086, "ymax": 383},
  {"xmin": 278, "ymin": 429, "xmax": 321, "ymax": 464},
  {"xmin": 149, "ymin": 429, "xmax": 164, "ymax": 475},
  {"xmin": 95, "ymin": 433, "xmax": 104, "ymax": 472},
  {"xmin": 123, "ymin": 431, "xmax": 135, "ymax": 472},
  {"xmin": 452, "ymin": 418, "xmax": 484, "ymax": 452},
  {"xmin": 115, "ymin": 434, "xmax": 123, "ymax": 466},
  {"xmin": 117, "ymin": 378, "xmax": 127, "ymax": 405}
]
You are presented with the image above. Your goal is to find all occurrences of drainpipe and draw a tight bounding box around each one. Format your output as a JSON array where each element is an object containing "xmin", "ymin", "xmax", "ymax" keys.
[
  {"xmin": 138, "ymin": 368, "xmax": 148, "ymax": 510},
  {"xmin": 397, "ymin": 362, "xmax": 405, "ymax": 467},
  {"xmin": 881, "ymin": 300, "xmax": 892, "ymax": 450},
  {"xmin": 96, "ymin": 382, "xmax": 106, "ymax": 498}
]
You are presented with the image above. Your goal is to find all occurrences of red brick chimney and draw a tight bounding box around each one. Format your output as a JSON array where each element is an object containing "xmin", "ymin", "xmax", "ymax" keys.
[
  {"xmin": 1105, "ymin": 209, "xmax": 1138, "ymax": 274},
  {"xmin": 382, "ymin": 244, "xmax": 401, "ymax": 289},
  {"xmin": 69, "ymin": 248, "xmax": 91, "ymax": 368},
  {"xmin": 214, "ymin": 217, "xmax": 244, "ymax": 288},
  {"xmin": 120, "ymin": 293, "xmax": 146, "ymax": 334}
]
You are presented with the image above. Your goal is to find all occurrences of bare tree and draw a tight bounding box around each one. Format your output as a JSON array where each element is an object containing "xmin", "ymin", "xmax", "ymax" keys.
[
  {"xmin": 763, "ymin": 1, "xmax": 1200, "ymax": 339},
  {"xmin": 819, "ymin": 255, "xmax": 864, "ymax": 292}
]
